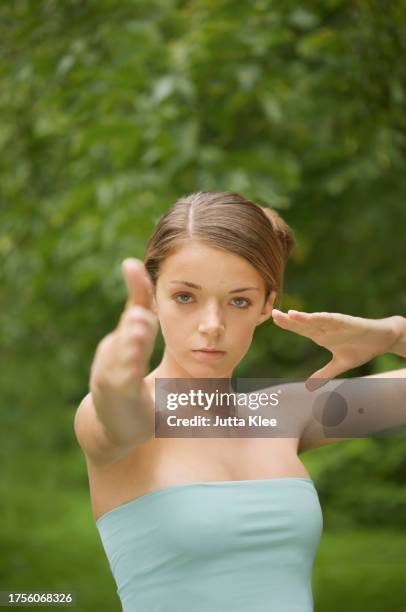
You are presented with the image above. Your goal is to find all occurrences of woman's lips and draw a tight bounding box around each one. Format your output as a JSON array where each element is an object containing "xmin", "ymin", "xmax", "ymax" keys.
[{"xmin": 192, "ymin": 350, "xmax": 226, "ymax": 360}]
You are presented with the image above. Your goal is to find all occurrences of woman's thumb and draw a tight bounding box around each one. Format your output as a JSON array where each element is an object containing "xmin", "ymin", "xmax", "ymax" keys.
[
  {"xmin": 121, "ymin": 258, "xmax": 153, "ymax": 310},
  {"xmin": 305, "ymin": 357, "xmax": 345, "ymax": 391}
]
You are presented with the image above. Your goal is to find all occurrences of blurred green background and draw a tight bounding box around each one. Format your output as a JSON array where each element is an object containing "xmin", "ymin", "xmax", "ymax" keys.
[{"xmin": 1, "ymin": 0, "xmax": 406, "ymax": 610}]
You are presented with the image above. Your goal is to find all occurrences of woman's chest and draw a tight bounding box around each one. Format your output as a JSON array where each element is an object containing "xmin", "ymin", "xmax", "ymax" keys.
[{"xmin": 88, "ymin": 436, "xmax": 310, "ymax": 521}]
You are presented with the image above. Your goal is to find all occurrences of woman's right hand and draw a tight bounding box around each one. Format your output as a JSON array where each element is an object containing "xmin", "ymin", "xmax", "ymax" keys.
[{"xmin": 90, "ymin": 258, "xmax": 159, "ymax": 401}]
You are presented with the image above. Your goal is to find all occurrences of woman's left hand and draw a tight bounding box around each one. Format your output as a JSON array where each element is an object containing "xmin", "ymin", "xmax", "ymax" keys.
[{"xmin": 271, "ymin": 309, "xmax": 401, "ymax": 390}]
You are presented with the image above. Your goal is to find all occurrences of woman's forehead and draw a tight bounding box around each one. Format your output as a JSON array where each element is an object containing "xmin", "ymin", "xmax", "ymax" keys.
[{"xmin": 158, "ymin": 242, "xmax": 264, "ymax": 288}]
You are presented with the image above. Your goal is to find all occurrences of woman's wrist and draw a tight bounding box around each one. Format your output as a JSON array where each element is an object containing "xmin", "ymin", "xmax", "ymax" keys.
[{"xmin": 387, "ymin": 315, "xmax": 406, "ymax": 358}]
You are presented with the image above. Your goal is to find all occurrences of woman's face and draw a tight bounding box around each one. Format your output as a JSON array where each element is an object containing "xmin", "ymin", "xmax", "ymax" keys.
[{"xmin": 152, "ymin": 241, "xmax": 276, "ymax": 377}]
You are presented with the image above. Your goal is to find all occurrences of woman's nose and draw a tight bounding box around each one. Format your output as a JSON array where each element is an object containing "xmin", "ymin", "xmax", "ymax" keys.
[{"xmin": 198, "ymin": 307, "xmax": 225, "ymax": 335}]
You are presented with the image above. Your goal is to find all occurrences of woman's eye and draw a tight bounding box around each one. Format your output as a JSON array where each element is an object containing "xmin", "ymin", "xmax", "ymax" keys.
[
  {"xmin": 232, "ymin": 297, "xmax": 252, "ymax": 309},
  {"xmin": 174, "ymin": 293, "xmax": 193, "ymax": 304},
  {"xmin": 173, "ymin": 294, "xmax": 252, "ymax": 308}
]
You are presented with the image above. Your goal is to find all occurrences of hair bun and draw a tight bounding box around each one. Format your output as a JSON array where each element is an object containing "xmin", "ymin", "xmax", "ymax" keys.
[{"xmin": 260, "ymin": 206, "xmax": 295, "ymax": 262}]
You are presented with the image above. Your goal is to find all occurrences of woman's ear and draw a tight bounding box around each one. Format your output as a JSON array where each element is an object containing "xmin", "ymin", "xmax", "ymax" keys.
[{"xmin": 256, "ymin": 290, "xmax": 277, "ymax": 326}]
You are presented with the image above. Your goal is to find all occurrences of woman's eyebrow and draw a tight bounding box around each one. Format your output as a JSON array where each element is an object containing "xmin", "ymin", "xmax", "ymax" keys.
[{"xmin": 169, "ymin": 280, "xmax": 260, "ymax": 293}]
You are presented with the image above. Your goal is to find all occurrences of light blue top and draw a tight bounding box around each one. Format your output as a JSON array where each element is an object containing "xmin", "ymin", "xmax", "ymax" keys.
[{"xmin": 96, "ymin": 477, "xmax": 323, "ymax": 612}]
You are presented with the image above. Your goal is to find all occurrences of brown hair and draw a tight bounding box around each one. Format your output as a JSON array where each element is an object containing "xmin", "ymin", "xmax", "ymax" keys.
[{"xmin": 144, "ymin": 191, "xmax": 295, "ymax": 308}]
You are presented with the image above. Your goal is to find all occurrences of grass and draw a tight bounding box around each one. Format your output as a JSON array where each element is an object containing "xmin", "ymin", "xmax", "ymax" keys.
[{"xmin": 313, "ymin": 529, "xmax": 406, "ymax": 611}]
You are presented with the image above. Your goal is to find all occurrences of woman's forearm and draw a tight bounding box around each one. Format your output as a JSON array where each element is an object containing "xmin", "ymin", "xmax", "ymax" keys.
[
  {"xmin": 91, "ymin": 381, "xmax": 155, "ymax": 447},
  {"xmin": 389, "ymin": 316, "xmax": 406, "ymax": 358}
]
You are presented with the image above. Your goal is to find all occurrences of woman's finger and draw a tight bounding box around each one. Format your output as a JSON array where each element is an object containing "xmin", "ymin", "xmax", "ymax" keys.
[
  {"xmin": 272, "ymin": 309, "xmax": 322, "ymax": 337},
  {"xmin": 273, "ymin": 309, "xmax": 347, "ymax": 337}
]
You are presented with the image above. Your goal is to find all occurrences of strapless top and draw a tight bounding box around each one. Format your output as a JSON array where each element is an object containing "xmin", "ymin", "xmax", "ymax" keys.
[{"xmin": 96, "ymin": 477, "xmax": 323, "ymax": 611}]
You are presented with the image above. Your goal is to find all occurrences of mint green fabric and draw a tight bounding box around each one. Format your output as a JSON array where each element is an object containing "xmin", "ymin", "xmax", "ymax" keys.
[{"xmin": 96, "ymin": 477, "xmax": 323, "ymax": 611}]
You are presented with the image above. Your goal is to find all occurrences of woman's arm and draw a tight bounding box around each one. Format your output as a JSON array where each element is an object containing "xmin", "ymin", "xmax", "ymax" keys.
[
  {"xmin": 74, "ymin": 259, "xmax": 158, "ymax": 465},
  {"xmin": 297, "ymin": 367, "xmax": 406, "ymax": 454},
  {"xmin": 390, "ymin": 315, "xmax": 406, "ymax": 358},
  {"xmin": 269, "ymin": 311, "xmax": 406, "ymax": 453}
]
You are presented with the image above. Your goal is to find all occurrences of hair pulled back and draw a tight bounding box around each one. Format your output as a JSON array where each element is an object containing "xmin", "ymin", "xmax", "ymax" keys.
[{"xmin": 144, "ymin": 191, "xmax": 295, "ymax": 308}]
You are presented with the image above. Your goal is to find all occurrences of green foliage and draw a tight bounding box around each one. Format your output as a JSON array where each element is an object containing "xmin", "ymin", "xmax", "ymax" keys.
[
  {"xmin": 313, "ymin": 528, "xmax": 406, "ymax": 611},
  {"xmin": 2, "ymin": 0, "xmax": 406, "ymax": 405},
  {"xmin": 307, "ymin": 438, "xmax": 406, "ymax": 529}
]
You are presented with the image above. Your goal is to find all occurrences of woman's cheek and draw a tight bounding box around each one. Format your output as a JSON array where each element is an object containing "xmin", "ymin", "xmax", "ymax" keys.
[
  {"xmin": 157, "ymin": 319, "xmax": 174, "ymax": 345},
  {"xmin": 161, "ymin": 318, "xmax": 190, "ymax": 350},
  {"xmin": 236, "ymin": 327, "xmax": 255, "ymax": 355}
]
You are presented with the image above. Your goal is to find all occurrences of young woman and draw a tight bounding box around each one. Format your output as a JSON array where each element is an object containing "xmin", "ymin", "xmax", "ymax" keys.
[{"xmin": 74, "ymin": 191, "xmax": 406, "ymax": 612}]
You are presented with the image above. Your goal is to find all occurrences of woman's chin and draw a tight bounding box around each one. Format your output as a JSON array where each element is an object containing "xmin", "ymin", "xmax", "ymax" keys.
[{"xmin": 185, "ymin": 360, "xmax": 234, "ymax": 379}]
